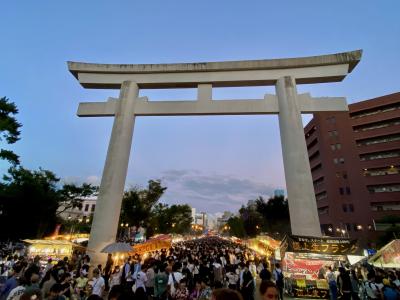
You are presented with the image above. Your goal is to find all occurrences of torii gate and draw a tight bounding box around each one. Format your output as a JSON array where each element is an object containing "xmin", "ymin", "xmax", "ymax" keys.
[{"xmin": 68, "ymin": 50, "xmax": 362, "ymax": 266}]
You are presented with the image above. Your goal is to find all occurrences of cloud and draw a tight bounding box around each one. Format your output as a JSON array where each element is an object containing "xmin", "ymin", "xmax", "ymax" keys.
[{"xmin": 160, "ymin": 169, "xmax": 279, "ymax": 213}]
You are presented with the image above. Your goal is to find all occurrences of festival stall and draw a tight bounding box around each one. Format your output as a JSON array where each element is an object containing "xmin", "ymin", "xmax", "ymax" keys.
[
  {"xmin": 368, "ymin": 239, "xmax": 400, "ymax": 269},
  {"xmin": 23, "ymin": 239, "xmax": 85, "ymax": 261},
  {"xmin": 280, "ymin": 235, "xmax": 362, "ymax": 299},
  {"xmin": 131, "ymin": 234, "xmax": 172, "ymax": 258},
  {"xmin": 245, "ymin": 235, "xmax": 281, "ymax": 263}
]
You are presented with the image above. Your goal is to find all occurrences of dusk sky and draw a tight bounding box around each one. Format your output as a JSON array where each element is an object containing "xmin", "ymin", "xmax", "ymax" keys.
[{"xmin": 1, "ymin": 1, "xmax": 399, "ymax": 214}]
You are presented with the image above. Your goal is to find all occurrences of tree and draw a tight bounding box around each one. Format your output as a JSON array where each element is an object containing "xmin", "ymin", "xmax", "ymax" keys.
[
  {"xmin": 227, "ymin": 216, "xmax": 246, "ymax": 238},
  {"xmin": 0, "ymin": 97, "xmax": 22, "ymax": 165},
  {"xmin": 119, "ymin": 179, "xmax": 167, "ymax": 227},
  {"xmin": 255, "ymin": 195, "xmax": 291, "ymax": 237},
  {"xmin": 0, "ymin": 167, "xmax": 98, "ymax": 239},
  {"xmin": 239, "ymin": 204, "xmax": 265, "ymax": 237}
]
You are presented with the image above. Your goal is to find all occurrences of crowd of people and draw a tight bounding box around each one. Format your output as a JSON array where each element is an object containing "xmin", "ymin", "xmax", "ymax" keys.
[
  {"xmin": 321, "ymin": 264, "xmax": 400, "ymax": 300},
  {"xmin": 0, "ymin": 236, "xmax": 399, "ymax": 300}
]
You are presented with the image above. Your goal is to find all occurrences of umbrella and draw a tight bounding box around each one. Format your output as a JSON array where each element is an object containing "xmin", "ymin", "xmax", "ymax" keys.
[{"xmin": 100, "ymin": 242, "xmax": 132, "ymax": 253}]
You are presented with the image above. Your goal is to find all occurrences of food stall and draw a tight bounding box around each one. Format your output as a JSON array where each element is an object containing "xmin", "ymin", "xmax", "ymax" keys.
[
  {"xmin": 280, "ymin": 235, "xmax": 362, "ymax": 299},
  {"xmin": 246, "ymin": 235, "xmax": 281, "ymax": 256},
  {"xmin": 368, "ymin": 239, "xmax": 400, "ymax": 269},
  {"xmin": 131, "ymin": 234, "xmax": 172, "ymax": 258},
  {"xmin": 23, "ymin": 239, "xmax": 86, "ymax": 261}
]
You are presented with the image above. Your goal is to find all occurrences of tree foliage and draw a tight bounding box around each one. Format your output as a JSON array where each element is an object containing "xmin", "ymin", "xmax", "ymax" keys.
[
  {"xmin": 226, "ymin": 195, "xmax": 291, "ymax": 238},
  {"xmin": 120, "ymin": 180, "xmax": 167, "ymax": 227},
  {"xmin": 255, "ymin": 195, "xmax": 291, "ymax": 236},
  {"xmin": 0, "ymin": 167, "xmax": 97, "ymax": 240},
  {"xmin": 119, "ymin": 179, "xmax": 192, "ymax": 237},
  {"xmin": 0, "ymin": 97, "xmax": 22, "ymax": 165}
]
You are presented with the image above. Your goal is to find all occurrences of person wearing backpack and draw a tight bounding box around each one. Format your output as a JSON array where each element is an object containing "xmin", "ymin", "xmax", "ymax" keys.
[
  {"xmin": 273, "ymin": 263, "xmax": 284, "ymax": 300},
  {"xmin": 364, "ymin": 273, "xmax": 380, "ymax": 300}
]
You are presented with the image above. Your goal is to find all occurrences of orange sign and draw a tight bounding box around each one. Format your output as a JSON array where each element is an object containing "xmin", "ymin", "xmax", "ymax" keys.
[{"xmin": 131, "ymin": 239, "xmax": 171, "ymax": 254}]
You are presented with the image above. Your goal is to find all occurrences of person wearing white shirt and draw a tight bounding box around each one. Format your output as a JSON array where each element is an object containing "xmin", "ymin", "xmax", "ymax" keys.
[
  {"xmin": 135, "ymin": 268, "xmax": 148, "ymax": 292},
  {"xmin": 168, "ymin": 264, "xmax": 183, "ymax": 297},
  {"xmin": 91, "ymin": 268, "xmax": 105, "ymax": 297}
]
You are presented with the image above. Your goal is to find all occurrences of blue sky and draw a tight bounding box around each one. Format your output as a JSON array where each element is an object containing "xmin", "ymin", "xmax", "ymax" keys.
[{"xmin": 0, "ymin": 1, "xmax": 399, "ymax": 213}]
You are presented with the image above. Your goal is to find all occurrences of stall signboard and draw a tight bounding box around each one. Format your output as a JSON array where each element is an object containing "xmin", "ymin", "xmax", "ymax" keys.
[
  {"xmin": 282, "ymin": 235, "xmax": 362, "ymax": 256},
  {"xmin": 284, "ymin": 253, "xmax": 328, "ymax": 280},
  {"xmin": 131, "ymin": 238, "xmax": 171, "ymax": 254}
]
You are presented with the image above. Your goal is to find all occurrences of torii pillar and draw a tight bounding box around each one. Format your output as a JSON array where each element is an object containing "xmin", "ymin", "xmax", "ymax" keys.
[{"xmin": 68, "ymin": 50, "xmax": 362, "ymax": 267}]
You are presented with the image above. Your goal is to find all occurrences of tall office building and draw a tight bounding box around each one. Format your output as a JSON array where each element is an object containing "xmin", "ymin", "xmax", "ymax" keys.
[{"xmin": 304, "ymin": 92, "xmax": 400, "ymax": 242}]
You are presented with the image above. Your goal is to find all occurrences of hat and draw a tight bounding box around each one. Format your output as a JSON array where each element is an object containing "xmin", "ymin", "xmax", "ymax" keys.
[{"xmin": 382, "ymin": 278, "xmax": 390, "ymax": 286}]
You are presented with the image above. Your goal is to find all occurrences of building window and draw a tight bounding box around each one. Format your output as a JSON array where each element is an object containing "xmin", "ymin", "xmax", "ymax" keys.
[
  {"xmin": 367, "ymin": 184, "xmax": 400, "ymax": 193},
  {"xmin": 363, "ymin": 165, "xmax": 399, "ymax": 176},
  {"xmin": 336, "ymin": 172, "xmax": 341, "ymax": 178},
  {"xmin": 326, "ymin": 116, "xmax": 336, "ymax": 124},
  {"xmin": 334, "ymin": 158, "xmax": 339, "ymax": 164},
  {"xmin": 91, "ymin": 204, "xmax": 96, "ymax": 212},
  {"xmin": 356, "ymin": 133, "xmax": 400, "ymax": 147},
  {"xmin": 336, "ymin": 143, "xmax": 341, "ymax": 150},
  {"xmin": 84, "ymin": 204, "xmax": 89, "ymax": 212},
  {"xmin": 318, "ymin": 206, "xmax": 329, "ymax": 215},
  {"xmin": 377, "ymin": 206, "xmax": 383, "ymax": 211},
  {"xmin": 346, "ymin": 187, "xmax": 351, "ymax": 194},
  {"xmin": 350, "ymin": 102, "xmax": 400, "ymax": 119},
  {"xmin": 360, "ymin": 150, "xmax": 400, "ymax": 161},
  {"xmin": 328, "ymin": 130, "xmax": 339, "ymax": 137},
  {"xmin": 339, "ymin": 188, "xmax": 344, "ymax": 195},
  {"xmin": 339, "ymin": 158, "xmax": 345, "ymax": 164},
  {"xmin": 331, "ymin": 145, "xmax": 336, "ymax": 151},
  {"xmin": 353, "ymin": 117, "xmax": 400, "ymax": 132},
  {"xmin": 342, "ymin": 204, "xmax": 347, "ymax": 212},
  {"xmin": 316, "ymin": 191, "xmax": 327, "ymax": 201},
  {"xmin": 349, "ymin": 204, "xmax": 354, "ymax": 212},
  {"xmin": 346, "ymin": 223, "xmax": 352, "ymax": 231}
]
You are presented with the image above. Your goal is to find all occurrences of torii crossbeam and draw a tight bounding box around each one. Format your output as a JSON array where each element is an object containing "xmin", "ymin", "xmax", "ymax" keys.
[{"xmin": 68, "ymin": 50, "xmax": 362, "ymax": 266}]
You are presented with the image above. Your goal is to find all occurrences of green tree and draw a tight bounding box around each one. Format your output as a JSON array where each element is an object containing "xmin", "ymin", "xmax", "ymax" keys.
[
  {"xmin": 119, "ymin": 179, "xmax": 167, "ymax": 228},
  {"xmin": 227, "ymin": 216, "xmax": 246, "ymax": 238},
  {"xmin": 0, "ymin": 97, "xmax": 22, "ymax": 165},
  {"xmin": 255, "ymin": 195, "xmax": 291, "ymax": 237},
  {"xmin": 239, "ymin": 204, "xmax": 265, "ymax": 237},
  {"xmin": 0, "ymin": 167, "xmax": 98, "ymax": 239}
]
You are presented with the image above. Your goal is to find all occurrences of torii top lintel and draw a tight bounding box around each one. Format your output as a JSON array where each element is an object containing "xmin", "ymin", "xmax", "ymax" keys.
[{"xmin": 68, "ymin": 50, "xmax": 362, "ymax": 89}]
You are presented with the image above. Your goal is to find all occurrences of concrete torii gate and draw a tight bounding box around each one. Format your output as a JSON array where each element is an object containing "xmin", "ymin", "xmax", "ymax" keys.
[{"xmin": 68, "ymin": 50, "xmax": 362, "ymax": 266}]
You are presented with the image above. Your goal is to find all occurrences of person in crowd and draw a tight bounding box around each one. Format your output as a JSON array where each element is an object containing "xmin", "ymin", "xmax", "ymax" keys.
[
  {"xmin": 226, "ymin": 266, "xmax": 239, "ymax": 290},
  {"xmin": 174, "ymin": 279, "xmax": 189, "ymax": 300},
  {"xmin": 211, "ymin": 288, "xmax": 243, "ymax": 300},
  {"xmin": 108, "ymin": 266, "xmax": 121, "ymax": 292},
  {"xmin": 154, "ymin": 265, "xmax": 169, "ymax": 300},
  {"xmin": 364, "ymin": 272, "xmax": 381, "ymax": 300},
  {"xmin": 74, "ymin": 271, "xmax": 88, "ymax": 300},
  {"xmin": 198, "ymin": 278, "xmax": 212, "ymax": 300},
  {"xmin": 381, "ymin": 278, "xmax": 400, "ymax": 300},
  {"xmin": 90, "ymin": 268, "xmax": 105, "ymax": 298},
  {"xmin": 0, "ymin": 264, "xmax": 22, "ymax": 300},
  {"xmin": 134, "ymin": 265, "xmax": 148, "ymax": 292},
  {"xmin": 145, "ymin": 263, "xmax": 155, "ymax": 298},
  {"xmin": 325, "ymin": 266, "xmax": 338, "ymax": 300},
  {"xmin": 190, "ymin": 280, "xmax": 202, "ymax": 300},
  {"xmin": 272, "ymin": 263, "xmax": 284, "ymax": 300},
  {"xmin": 240, "ymin": 263, "xmax": 254, "ymax": 300},
  {"xmin": 59, "ymin": 273, "xmax": 72, "ymax": 300},
  {"xmin": 103, "ymin": 254, "xmax": 113, "ymax": 292},
  {"xmin": 48, "ymin": 283, "xmax": 66, "ymax": 300},
  {"xmin": 337, "ymin": 267, "xmax": 352, "ymax": 300},
  {"xmin": 259, "ymin": 281, "xmax": 279, "ymax": 300},
  {"xmin": 259, "ymin": 263, "xmax": 271, "ymax": 282},
  {"xmin": 168, "ymin": 263, "xmax": 183, "ymax": 298}
]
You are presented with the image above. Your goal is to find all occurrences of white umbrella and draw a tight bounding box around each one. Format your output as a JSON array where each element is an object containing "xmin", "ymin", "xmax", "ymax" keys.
[{"xmin": 100, "ymin": 242, "xmax": 132, "ymax": 253}]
